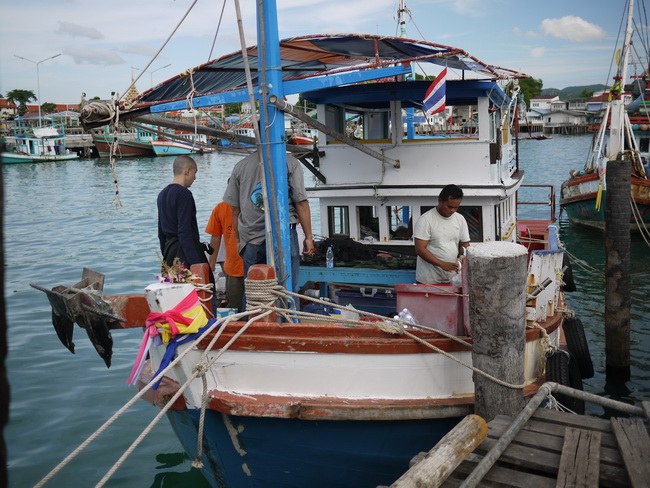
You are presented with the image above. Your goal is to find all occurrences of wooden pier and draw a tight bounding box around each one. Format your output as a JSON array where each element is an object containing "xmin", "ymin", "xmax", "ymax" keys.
[{"xmin": 384, "ymin": 383, "xmax": 650, "ymax": 488}]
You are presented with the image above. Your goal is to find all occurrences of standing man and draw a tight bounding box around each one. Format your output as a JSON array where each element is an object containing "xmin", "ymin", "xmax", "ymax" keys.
[
  {"xmin": 223, "ymin": 150, "xmax": 316, "ymax": 292},
  {"xmin": 413, "ymin": 184, "xmax": 470, "ymax": 283},
  {"xmin": 157, "ymin": 155, "xmax": 210, "ymax": 269},
  {"xmin": 205, "ymin": 201, "xmax": 244, "ymax": 311}
]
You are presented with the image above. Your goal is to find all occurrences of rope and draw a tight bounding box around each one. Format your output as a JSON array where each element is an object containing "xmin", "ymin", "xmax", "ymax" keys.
[
  {"xmin": 115, "ymin": 0, "xmax": 200, "ymax": 105},
  {"xmin": 630, "ymin": 196, "xmax": 650, "ymax": 246}
]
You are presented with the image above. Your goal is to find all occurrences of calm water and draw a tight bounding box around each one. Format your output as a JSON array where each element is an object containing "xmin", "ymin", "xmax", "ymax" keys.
[{"xmin": 4, "ymin": 136, "xmax": 650, "ymax": 487}]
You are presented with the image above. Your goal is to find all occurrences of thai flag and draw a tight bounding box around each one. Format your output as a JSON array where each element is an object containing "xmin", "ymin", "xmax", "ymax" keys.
[{"xmin": 423, "ymin": 68, "xmax": 447, "ymax": 115}]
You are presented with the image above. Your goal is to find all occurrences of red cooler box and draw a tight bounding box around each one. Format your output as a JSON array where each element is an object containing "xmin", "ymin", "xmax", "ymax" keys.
[{"xmin": 394, "ymin": 283, "xmax": 470, "ymax": 336}]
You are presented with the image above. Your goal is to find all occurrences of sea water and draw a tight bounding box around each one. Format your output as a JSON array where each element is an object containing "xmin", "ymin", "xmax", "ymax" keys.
[{"xmin": 4, "ymin": 136, "xmax": 650, "ymax": 487}]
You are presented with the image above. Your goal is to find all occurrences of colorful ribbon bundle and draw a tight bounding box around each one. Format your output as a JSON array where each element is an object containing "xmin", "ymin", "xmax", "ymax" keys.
[{"xmin": 127, "ymin": 288, "xmax": 209, "ymax": 386}]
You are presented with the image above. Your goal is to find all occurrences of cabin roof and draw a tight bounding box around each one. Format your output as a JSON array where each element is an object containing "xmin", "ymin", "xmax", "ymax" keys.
[{"xmin": 303, "ymin": 79, "xmax": 508, "ymax": 109}]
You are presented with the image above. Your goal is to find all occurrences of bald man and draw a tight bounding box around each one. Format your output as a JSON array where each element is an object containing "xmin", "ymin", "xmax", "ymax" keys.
[{"xmin": 157, "ymin": 155, "xmax": 209, "ymax": 268}]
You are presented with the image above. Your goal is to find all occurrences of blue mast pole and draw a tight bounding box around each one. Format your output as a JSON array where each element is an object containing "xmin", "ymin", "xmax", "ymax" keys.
[{"xmin": 257, "ymin": 0, "xmax": 293, "ymax": 292}]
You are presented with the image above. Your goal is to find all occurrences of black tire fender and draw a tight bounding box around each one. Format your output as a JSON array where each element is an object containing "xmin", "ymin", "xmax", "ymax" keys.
[
  {"xmin": 563, "ymin": 316, "xmax": 595, "ymax": 379},
  {"xmin": 546, "ymin": 350, "xmax": 585, "ymax": 414}
]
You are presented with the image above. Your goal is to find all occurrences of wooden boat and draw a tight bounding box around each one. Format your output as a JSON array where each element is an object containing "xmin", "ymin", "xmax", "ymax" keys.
[
  {"xmin": 37, "ymin": 2, "xmax": 591, "ymax": 487},
  {"xmin": 1, "ymin": 120, "xmax": 79, "ymax": 163},
  {"xmin": 150, "ymin": 132, "xmax": 216, "ymax": 155},
  {"xmin": 560, "ymin": 0, "xmax": 650, "ymax": 232},
  {"xmin": 91, "ymin": 125, "xmax": 156, "ymax": 157}
]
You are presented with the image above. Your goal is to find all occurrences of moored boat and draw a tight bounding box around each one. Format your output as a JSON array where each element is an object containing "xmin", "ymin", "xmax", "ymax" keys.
[
  {"xmin": 91, "ymin": 125, "xmax": 156, "ymax": 157},
  {"xmin": 560, "ymin": 0, "xmax": 650, "ymax": 232},
  {"xmin": 150, "ymin": 132, "xmax": 216, "ymax": 155},
  {"xmin": 1, "ymin": 120, "xmax": 79, "ymax": 163},
  {"xmin": 34, "ymin": 2, "xmax": 590, "ymax": 487}
]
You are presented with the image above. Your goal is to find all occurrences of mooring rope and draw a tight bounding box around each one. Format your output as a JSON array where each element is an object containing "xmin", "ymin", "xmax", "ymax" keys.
[
  {"xmin": 242, "ymin": 278, "xmax": 542, "ymax": 390},
  {"xmin": 630, "ymin": 196, "xmax": 650, "ymax": 247}
]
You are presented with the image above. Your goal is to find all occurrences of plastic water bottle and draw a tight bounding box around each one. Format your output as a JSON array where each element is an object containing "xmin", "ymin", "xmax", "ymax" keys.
[{"xmin": 325, "ymin": 246, "xmax": 334, "ymax": 268}]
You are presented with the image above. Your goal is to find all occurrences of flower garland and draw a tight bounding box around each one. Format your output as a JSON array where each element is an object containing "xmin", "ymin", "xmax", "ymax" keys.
[{"xmin": 157, "ymin": 257, "xmax": 199, "ymax": 284}]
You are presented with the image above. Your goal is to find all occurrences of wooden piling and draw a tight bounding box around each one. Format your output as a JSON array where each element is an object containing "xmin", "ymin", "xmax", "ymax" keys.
[
  {"xmin": 605, "ymin": 158, "xmax": 631, "ymax": 381},
  {"xmin": 466, "ymin": 242, "xmax": 528, "ymax": 422}
]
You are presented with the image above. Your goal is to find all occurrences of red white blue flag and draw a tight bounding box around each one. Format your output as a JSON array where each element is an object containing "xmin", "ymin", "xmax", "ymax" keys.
[{"xmin": 423, "ymin": 68, "xmax": 447, "ymax": 115}]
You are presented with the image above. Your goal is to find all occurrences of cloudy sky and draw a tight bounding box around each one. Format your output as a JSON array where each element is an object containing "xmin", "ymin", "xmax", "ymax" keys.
[{"xmin": 0, "ymin": 0, "xmax": 642, "ymax": 105}]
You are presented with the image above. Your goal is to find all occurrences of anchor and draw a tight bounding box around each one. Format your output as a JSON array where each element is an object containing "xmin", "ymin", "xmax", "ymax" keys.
[{"xmin": 30, "ymin": 268, "xmax": 126, "ymax": 368}]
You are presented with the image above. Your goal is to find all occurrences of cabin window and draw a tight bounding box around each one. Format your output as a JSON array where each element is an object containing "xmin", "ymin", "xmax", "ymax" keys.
[
  {"xmin": 387, "ymin": 205, "xmax": 412, "ymax": 240},
  {"xmin": 328, "ymin": 206, "xmax": 350, "ymax": 237},
  {"xmin": 419, "ymin": 205, "xmax": 483, "ymax": 242},
  {"xmin": 358, "ymin": 206, "xmax": 379, "ymax": 241},
  {"xmin": 639, "ymin": 137, "xmax": 650, "ymax": 153}
]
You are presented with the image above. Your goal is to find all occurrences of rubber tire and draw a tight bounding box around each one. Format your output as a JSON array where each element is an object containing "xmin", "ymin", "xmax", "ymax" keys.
[
  {"xmin": 563, "ymin": 317, "xmax": 595, "ymax": 379},
  {"xmin": 546, "ymin": 350, "xmax": 585, "ymax": 414}
]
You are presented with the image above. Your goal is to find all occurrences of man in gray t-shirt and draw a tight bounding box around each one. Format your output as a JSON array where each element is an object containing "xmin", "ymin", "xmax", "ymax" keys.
[
  {"xmin": 223, "ymin": 151, "xmax": 315, "ymax": 291},
  {"xmin": 413, "ymin": 184, "xmax": 470, "ymax": 283}
]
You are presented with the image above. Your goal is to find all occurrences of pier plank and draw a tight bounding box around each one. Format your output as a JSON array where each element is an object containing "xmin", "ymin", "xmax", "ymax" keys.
[
  {"xmin": 611, "ymin": 417, "xmax": 650, "ymax": 488},
  {"xmin": 443, "ymin": 456, "xmax": 556, "ymax": 487},
  {"xmin": 488, "ymin": 416, "xmax": 623, "ymax": 465},
  {"xmin": 556, "ymin": 427, "xmax": 601, "ymax": 488}
]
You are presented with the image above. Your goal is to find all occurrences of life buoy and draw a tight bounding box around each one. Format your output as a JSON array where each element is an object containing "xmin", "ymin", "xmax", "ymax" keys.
[
  {"xmin": 563, "ymin": 316, "xmax": 594, "ymax": 379},
  {"xmin": 546, "ymin": 350, "xmax": 585, "ymax": 414}
]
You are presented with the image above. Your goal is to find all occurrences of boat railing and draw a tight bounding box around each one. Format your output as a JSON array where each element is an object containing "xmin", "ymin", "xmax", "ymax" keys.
[{"xmin": 516, "ymin": 184, "xmax": 556, "ymax": 223}]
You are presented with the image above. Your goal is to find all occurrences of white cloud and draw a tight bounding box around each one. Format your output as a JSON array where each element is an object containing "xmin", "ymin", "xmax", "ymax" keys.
[
  {"xmin": 527, "ymin": 31, "xmax": 540, "ymax": 39},
  {"xmin": 531, "ymin": 47, "xmax": 546, "ymax": 58},
  {"xmin": 450, "ymin": 0, "xmax": 484, "ymax": 16},
  {"xmin": 64, "ymin": 47, "xmax": 125, "ymax": 66},
  {"xmin": 57, "ymin": 21, "xmax": 104, "ymax": 40},
  {"xmin": 541, "ymin": 16, "xmax": 606, "ymax": 42},
  {"xmin": 121, "ymin": 44, "xmax": 159, "ymax": 57}
]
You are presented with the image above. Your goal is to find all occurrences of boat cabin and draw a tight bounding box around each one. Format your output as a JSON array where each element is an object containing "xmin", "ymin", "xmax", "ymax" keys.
[{"xmin": 303, "ymin": 79, "xmax": 522, "ymax": 252}]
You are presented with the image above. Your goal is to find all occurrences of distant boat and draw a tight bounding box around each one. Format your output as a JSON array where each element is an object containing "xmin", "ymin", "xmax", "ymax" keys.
[
  {"xmin": 1, "ymin": 120, "xmax": 79, "ymax": 164},
  {"xmin": 92, "ymin": 126, "xmax": 156, "ymax": 158},
  {"xmin": 150, "ymin": 132, "xmax": 216, "ymax": 156},
  {"xmin": 287, "ymin": 128, "xmax": 317, "ymax": 145},
  {"xmin": 560, "ymin": 0, "xmax": 650, "ymax": 232}
]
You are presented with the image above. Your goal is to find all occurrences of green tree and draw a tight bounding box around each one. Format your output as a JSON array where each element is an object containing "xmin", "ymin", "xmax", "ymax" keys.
[
  {"xmin": 225, "ymin": 102, "xmax": 244, "ymax": 116},
  {"xmin": 518, "ymin": 77, "xmax": 543, "ymax": 107},
  {"xmin": 41, "ymin": 102, "xmax": 58, "ymax": 114},
  {"xmin": 296, "ymin": 93, "xmax": 316, "ymax": 112},
  {"xmin": 6, "ymin": 89, "xmax": 37, "ymax": 116},
  {"xmin": 577, "ymin": 89, "xmax": 594, "ymax": 98}
]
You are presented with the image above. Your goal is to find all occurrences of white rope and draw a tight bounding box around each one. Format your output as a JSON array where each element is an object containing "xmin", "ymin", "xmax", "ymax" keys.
[{"xmin": 630, "ymin": 196, "xmax": 650, "ymax": 246}]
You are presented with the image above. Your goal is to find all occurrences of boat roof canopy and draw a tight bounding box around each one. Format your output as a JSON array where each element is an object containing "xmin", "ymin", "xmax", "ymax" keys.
[
  {"xmin": 135, "ymin": 34, "xmax": 526, "ymax": 108},
  {"xmin": 303, "ymin": 80, "xmax": 510, "ymax": 110}
]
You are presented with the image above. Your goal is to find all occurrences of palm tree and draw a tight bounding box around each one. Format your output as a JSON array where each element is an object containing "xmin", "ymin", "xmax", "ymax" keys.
[{"xmin": 6, "ymin": 89, "xmax": 37, "ymax": 116}]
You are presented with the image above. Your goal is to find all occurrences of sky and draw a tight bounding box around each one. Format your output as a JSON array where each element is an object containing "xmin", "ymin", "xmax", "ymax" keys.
[{"xmin": 0, "ymin": 0, "xmax": 644, "ymax": 105}]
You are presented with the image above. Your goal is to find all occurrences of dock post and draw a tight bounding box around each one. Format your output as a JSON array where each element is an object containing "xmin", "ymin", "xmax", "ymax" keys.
[
  {"xmin": 605, "ymin": 158, "xmax": 631, "ymax": 381},
  {"xmin": 466, "ymin": 242, "xmax": 528, "ymax": 421}
]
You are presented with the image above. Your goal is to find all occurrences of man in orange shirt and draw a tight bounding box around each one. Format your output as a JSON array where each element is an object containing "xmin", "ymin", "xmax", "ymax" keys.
[{"xmin": 205, "ymin": 201, "xmax": 244, "ymax": 311}]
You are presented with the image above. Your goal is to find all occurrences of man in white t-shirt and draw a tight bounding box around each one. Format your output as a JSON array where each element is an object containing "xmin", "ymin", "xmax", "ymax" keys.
[{"xmin": 413, "ymin": 184, "xmax": 471, "ymax": 283}]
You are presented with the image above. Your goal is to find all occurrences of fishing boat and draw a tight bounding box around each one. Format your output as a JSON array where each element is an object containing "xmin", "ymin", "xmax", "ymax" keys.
[
  {"xmin": 150, "ymin": 131, "xmax": 216, "ymax": 155},
  {"xmin": 1, "ymin": 119, "xmax": 79, "ymax": 163},
  {"xmin": 91, "ymin": 125, "xmax": 157, "ymax": 157},
  {"xmin": 33, "ymin": 2, "xmax": 591, "ymax": 488},
  {"xmin": 560, "ymin": 0, "xmax": 650, "ymax": 232}
]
